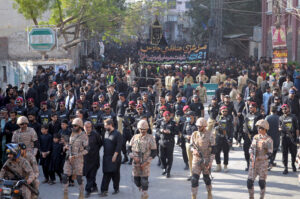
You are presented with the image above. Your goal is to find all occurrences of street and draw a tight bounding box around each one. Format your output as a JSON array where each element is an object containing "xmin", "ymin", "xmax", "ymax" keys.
[{"xmin": 39, "ymin": 144, "xmax": 300, "ymax": 199}]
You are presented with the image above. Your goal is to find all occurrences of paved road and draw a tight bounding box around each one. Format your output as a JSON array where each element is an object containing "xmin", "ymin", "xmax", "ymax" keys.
[{"xmin": 39, "ymin": 144, "xmax": 300, "ymax": 199}]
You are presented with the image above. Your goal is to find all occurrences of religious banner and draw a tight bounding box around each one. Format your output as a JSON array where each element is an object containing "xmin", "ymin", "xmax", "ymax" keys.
[
  {"xmin": 272, "ymin": 49, "xmax": 288, "ymax": 64},
  {"xmin": 138, "ymin": 44, "xmax": 208, "ymax": 64},
  {"xmin": 271, "ymin": 26, "xmax": 287, "ymax": 48}
]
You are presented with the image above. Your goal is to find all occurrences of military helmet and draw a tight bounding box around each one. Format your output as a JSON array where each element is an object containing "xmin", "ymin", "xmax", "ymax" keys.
[
  {"xmin": 137, "ymin": 120, "xmax": 149, "ymax": 130},
  {"xmin": 255, "ymin": 119, "xmax": 269, "ymax": 130},
  {"xmin": 6, "ymin": 143, "xmax": 21, "ymax": 159},
  {"xmin": 196, "ymin": 117, "xmax": 207, "ymax": 127},
  {"xmin": 17, "ymin": 116, "xmax": 29, "ymax": 125},
  {"xmin": 72, "ymin": 118, "xmax": 83, "ymax": 128}
]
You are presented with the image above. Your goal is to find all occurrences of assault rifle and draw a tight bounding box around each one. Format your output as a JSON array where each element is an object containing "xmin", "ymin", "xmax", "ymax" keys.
[
  {"xmin": 4, "ymin": 165, "xmax": 39, "ymax": 196},
  {"xmin": 250, "ymin": 139, "xmax": 257, "ymax": 180}
]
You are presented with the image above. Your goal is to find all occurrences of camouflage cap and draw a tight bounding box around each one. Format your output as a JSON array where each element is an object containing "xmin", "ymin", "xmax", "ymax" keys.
[{"xmin": 255, "ymin": 119, "xmax": 269, "ymax": 130}]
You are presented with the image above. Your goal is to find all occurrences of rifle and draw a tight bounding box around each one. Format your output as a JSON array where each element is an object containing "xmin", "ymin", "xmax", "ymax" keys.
[
  {"xmin": 250, "ymin": 139, "xmax": 257, "ymax": 180},
  {"xmin": 192, "ymin": 141, "xmax": 214, "ymax": 181},
  {"xmin": 4, "ymin": 165, "xmax": 39, "ymax": 196},
  {"xmin": 281, "ymin": 122, "xmax": 297, "ymax": 145},
  {"xmin": 137, "ymin": 137, "xmax": 145, "ymax": 175}
]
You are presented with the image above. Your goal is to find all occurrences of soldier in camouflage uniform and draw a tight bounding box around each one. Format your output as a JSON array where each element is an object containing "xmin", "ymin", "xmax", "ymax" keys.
[
  {"xmin": 247, "ymin": 119, "xmax": 273, "ymax": 199},
  {"xmin": 19, "ymin": 143, "xmax": 39, "ymax": 199},
  {"xmin": 0, "ymin": 143, "xmax": 36, "ymax": 199},
  {"xmin": 62, "ymin": 118, "xmax": 89, "ymax": 199},
  {"xmin": 190, "ymin": 118, "xmax": 216, "ymax": 199},
  {"xmin": 12, "ymin": 116, "xmax": 39, "ymax": 156},
  {"xmin": 129, "ymin": 120, "xmax": 157, "ymax": 199}
]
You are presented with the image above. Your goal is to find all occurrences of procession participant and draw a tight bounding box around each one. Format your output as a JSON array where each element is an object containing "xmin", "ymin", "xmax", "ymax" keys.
[
  {"xmin": 83, "ymin": 121, "xmax": 102, "ymax": 197},
  {"xmin": 129, "ymin": 120, "xmax": 157, "ymax": 199},
  {"xmin": 62, "ymin": 118, "xmax": 89, "ymax": 199},
  {"xmin": 247, "ymin": 119, "xmax": 273, "ymax": 199},
  {"xmin": 207, "ymin": 97, "xmax": 219, "ymax": 132},
  {"xmin": 190, "ymin": 118, "xmax": 215, "ymax": 199}
]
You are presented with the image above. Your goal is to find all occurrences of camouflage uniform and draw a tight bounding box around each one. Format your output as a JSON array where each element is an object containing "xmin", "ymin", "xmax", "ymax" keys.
[
  {"xmin": 190, "ymin": 130, "xmax": 215, "ymax": 199},
  {"xmin": 0, "ymin": 157, "xmax": 35, "ymax": 199},
  {"xmin": 24, "ymin": 152, "xmax": 39, "ymax": 194},
  {"xmin": 129, "ymin": 133, "xmax": 157, "ymax": 199},
  {"xmin": 247, "ymin": 134, "xmax": 273, "ymax": 199},
  {"xmin": 12, "ymin": 127, "xmax": 38, "ymax": 155},
  {"xmin": 63, "ymin": 131, "xmax": 89, "ymax": 194},
  {"xmin": 196, "ymin": 86, "xmax": 207, "ymax": 103}
]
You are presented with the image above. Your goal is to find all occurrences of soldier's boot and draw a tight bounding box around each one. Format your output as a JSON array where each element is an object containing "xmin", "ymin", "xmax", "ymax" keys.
[
  {"xmin": 63, "ymin": 183, "xmax": 69, "ymax": 194},
  {"xmin": 63, "ymin": 191, "xmax": 69, "ymax": 199},
  {"xmin": 259, "ymin": 188, "xmax": 265, "ymax": 199},
  {"xmin": 214, "ymin": 164, "xmax": 221, "ymax": 172},
  {"xmin": 223, "ymin": 165, "xmax": 228, "ymax": 173},
  {"xmin": 248, "ymin": 188, "xmax": 254, "ymax": 199},
  {"xmin": 206, "ymin": 185, "xmax": 213, "ymax": 199},
  {"xmin": 191, "ymin": 187, "xmax": 198, "ymax": 199},
  {"xmin": 78, "ymin": 184, "xmax": 84, "ymax": 199},
  {"xmin": 141, "ymin": 191, "xmax": 149, "ymax": 199}
]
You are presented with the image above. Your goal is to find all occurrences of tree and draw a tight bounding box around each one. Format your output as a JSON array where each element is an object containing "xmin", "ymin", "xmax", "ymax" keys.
[
  {"xmin": 12, "ymin": 0, "xmax": 51, "ymax": 25},
  {"xmin": 12, "ymin": 0, "xmax": 126, "ymax": 50}
]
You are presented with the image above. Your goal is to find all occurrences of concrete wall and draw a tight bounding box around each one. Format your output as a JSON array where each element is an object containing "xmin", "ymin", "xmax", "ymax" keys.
[{"xmin": 249, "ymin": 41, "xmax": 262, "ymax": 58}]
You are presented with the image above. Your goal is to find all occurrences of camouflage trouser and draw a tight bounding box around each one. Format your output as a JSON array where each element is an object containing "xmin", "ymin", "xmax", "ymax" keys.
[
  {"xmin": 185, "ymin": 143, "xmax": 193, "ymax": 176},
  {"xmin": 248, "ymin": 159, "xmax": 268, "ymax": 180},
  {"xmin": 63, "ymin": 158, "xmax": 84, "ymax": 176},
  {"xmin": 132, "ymin": 163, "xmax": 151, "ymax": 177},
  {"xmin": 21, "ymin": 185, "xmax": 31, "ymax": 199}
]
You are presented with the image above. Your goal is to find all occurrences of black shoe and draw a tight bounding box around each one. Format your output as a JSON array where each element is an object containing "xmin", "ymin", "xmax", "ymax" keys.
[
  {"xmin": 162, "ymin": 169, "xmax": 167, "ymax": 175},
  {"xmin": 187, "ymin": 176, "xmax": 191, "ymax": 181},
  {"xmin": 99, "ymin": 191, "xmax": 108, "ymax": 197},
  {"xmin": 166, "ymin": 173, "xmax": 171, "ymax": 178},
  {"xmin": 48, "ymin": 180, "xmax": 55, "ymax": 185},
  {"xmin": 85, "ymin": 191, "xmax": 91, "ymax": 198},
  {"xmin": 42, "ymin": 179, "xmax": 49, "ymax": 184},
  {"xmin": 245, "ymin": 167, "xmax": 249, "ymax": 171},
  {"xmin": 69, "ymin": 182, "xmax": 74, "ymax": 187},
  {"xmin": 184, "ymin": 164, "xmax": 189, "ymax": 170},
  {"xmin": 121, "ymin": 156, "xmax": 128, "ymax": 164},
  {"xmin": 91, "ymin": 186, "xmax": 98, "ymax": 193},
  {"xmin": 272, "ymin": 162, "xmax": 277, "ymax": 167},
  {"xmin": 128, "ymin": 158, "xmax": 133, "ymax": 165},
  {"xmin": 112, "ymin": 190, "xmax": 119, "ymax": 195},
  {"xmin": 283, "ymin": 168, "xmax": 288, "ymax": 175},
  {"xmin": 292, "ymin": 164, "xmax": 297, "ymax": 172}
]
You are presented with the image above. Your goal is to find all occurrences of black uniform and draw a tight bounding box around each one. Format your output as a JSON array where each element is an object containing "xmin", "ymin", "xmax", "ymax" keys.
[
  {"xmin": 279, "ymin": 114, "xmax": 299, "ymax": 170},
  {"xmin": 156, "ymin": 119, "xmax": 178, "ymax": 175},
  {"xmin": 84, "ymin": 131, "xmax": 102, "ymax": 193},
  {"xmin": 189, "ymin": 102, "xmax": 204, "ymax": 118},
  {"xmin": 242, "ymin": 112, "xmax": 263, "ymax": 168},
  {"xmin": 214, "ymin": 115, "xmax": 233, "ymax": 165},
  {"xmin": 88, "ymin": 110, "xmax": 102, "ymax": 132},
  {"xmin": 233, "ymin": 100, "xmax": 245, "ymax": 143},
  {"xmin": 208, "ymin": 104, "xmax": 220, "ymax": 120},
  {"xmin": 38, "ymin": 109, "xmax": 52, "ymax": 125},
  {"xmin": 181, "ymin": 119, "xmax": 197, "ymax": 167}
]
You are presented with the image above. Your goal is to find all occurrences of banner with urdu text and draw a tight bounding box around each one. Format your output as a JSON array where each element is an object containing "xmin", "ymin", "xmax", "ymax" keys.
[{"xmin": 138, "ymin": 45, "xmax": 207, "ymax": 64}]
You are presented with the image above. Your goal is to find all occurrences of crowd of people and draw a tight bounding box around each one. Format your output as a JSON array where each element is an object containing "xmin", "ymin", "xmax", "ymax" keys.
[{"xmin": 0, "ymin": 57, "xmax": 300, "ymax": 199}]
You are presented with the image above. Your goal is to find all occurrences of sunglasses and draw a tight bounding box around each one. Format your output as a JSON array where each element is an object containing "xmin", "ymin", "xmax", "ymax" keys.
[
  {"xmin": 19, "ymin": 123, "xmax": 27, "ymax": 126},
  {"xmin": 92, "ymin": 107, "xmax": 97, "ymax": 109},
  {"xmin": 140, "ymin": 129, "xmax": 147, "ymax": 131},
  {"xmin": 258, "ymin": 127, "xmax": 265, "ymax": 130},
  {"xmin": 72, "ymin": 125, "xmax": 79, "ymax": 128},
  {"xmin": 137, "ymin": 109, "xmax": 143, "ymax": 111},
  {"xmin": 104, "ymin": 108, "xmax": 109, "ymax": 110}
]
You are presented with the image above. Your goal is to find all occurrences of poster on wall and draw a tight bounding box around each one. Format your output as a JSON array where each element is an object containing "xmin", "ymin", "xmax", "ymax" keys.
[
  {"xmin": 271, "ymin": 26, "xmax": 287, "ymax": 48},
  {"xmin": 138, "ymin": 44, "xmax": 208, "ymax": 64}
]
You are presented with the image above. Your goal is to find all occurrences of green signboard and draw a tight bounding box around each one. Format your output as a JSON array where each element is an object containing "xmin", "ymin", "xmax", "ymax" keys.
[{"xmin": 29, "ymin": 28, "xmax": 55, "ymax": 51}]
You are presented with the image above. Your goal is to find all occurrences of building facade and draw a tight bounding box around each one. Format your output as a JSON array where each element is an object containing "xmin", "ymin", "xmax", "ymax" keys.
[{"xmin": 262, "ymin": 0, "xmax": 300, "ymax": 62}]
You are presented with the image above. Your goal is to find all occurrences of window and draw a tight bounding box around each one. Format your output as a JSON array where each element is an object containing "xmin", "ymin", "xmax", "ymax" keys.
[
  {"xmin": 298, "ymin": 0, "xmax": 300, "ymax": 8},
  {"xmin": 2, "ymin": 66, "xmax": 7, "ymax": 83},
  {"xmin": 167, "ymin": 0, "xmax": 176, "ymax": 9},
  {"xmin": 267, "ymin": 0, "xmax": 272, "ymax": 13},
  {"xmin": 185, "ymin": 2, "xmax": 192, "ymax": 9},
  {"xmin": 286, "ymin": 0, "xmax": 293, "ymax": 9},
  {"xmin": 167, "ymin": 15, "xmax": 177, "ymax": 22}
]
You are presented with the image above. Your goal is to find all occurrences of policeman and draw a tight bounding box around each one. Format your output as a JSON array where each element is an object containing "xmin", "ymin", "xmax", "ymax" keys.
[
  {"xmin": 153, "ymin": 106, "xmax": 166, "ymax": 166},
  {"xmin": 174, "ymin": 93, "xmax": 185, "ymax": 117},
  {"xmin": 116, "ymin": 92, "xmax": 128, "ymax": 135},
  {"xmin": 155, "ymin": 111, "xmax": 178, "ymax": 177},
  {"xmin": 62, "ymin": 118, "xmax": 89, "ymax": 199},
  {"xmin": 279, "ymin": 104, "xmax": 299, "ymax": 174},
  {"xmin": 214, "ymin": 106, "xmax": 233, "ymax": 172},
  {"xmin": 12, "ymin": 116, "xmax": 39, "ymax": 156},
  {"xmin": 190, "ymin": 118, "xmax": 215, "ymax": 199},
  {"xmin": 14, "ymin": 97, "xmax": 26, "ymax": 117},
  {"xmin": 129, "ymin": 120, "xmax": 157, "ymax": 199},
  {"xmin": 38, "ymin": 101, "xmax": 52, "ymax": 125},
  {"xmin": 243, "ymin": 102, "xmax": 263, "ymax": 171},
  {"xmin": 19, "ymin": 143, "xmax": 40, "ymax": 199},
  {"xmin": 233, "ymin": 93, "xmax": 245, "ymax": 146},
  {"xmin": 207, "ymin": 97, "xmax": 220, "ymax": 132},
  {"xmin": 189, "ymin": 95, "xmax": 204, "ymax": 118},
  {"xmin": 0, "ymin": 143, "xmax": 35, "ymax": 199},
  {"xmin": 247, "ymin": 120, "xmax": 273, "ymax": 199},
  {"xmin": 182, "ymin": 111, "xmax": 198, "ymax": 180}
]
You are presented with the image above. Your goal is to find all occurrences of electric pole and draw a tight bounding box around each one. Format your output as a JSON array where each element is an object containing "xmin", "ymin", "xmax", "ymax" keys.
[{"xmin": 209, "ymin": 0, "xmax": 223, "ymax": 57}]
